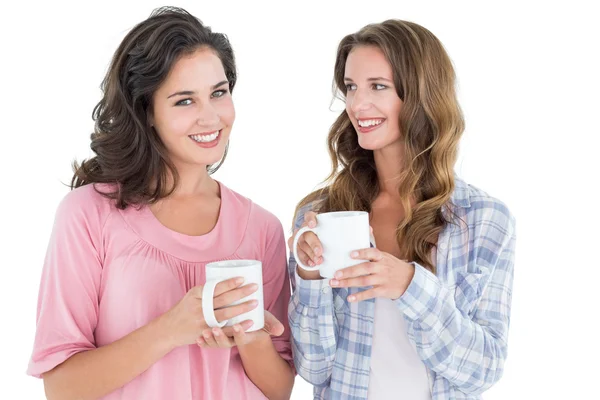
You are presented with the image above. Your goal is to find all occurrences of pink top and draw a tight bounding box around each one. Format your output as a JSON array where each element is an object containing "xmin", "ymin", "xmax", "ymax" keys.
[{"xmin": 27, "ymin": 182, "xmax": 292, "ymax": 399}]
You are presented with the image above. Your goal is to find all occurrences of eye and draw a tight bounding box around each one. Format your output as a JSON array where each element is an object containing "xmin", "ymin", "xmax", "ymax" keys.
[
  {"xmin": 345, "ymin": 83, "xmax": 357, "ymax": 92},
  {"xmin": 212, "ymin": 89, "xmax": 229, "ymax": 98},
  {"xmin": 372, "ymin": 83, "xmax": 387, "ymax": 90},
  {"xmin": 175, "ymin": 98, "xmax": 193, "ymax": 106}
]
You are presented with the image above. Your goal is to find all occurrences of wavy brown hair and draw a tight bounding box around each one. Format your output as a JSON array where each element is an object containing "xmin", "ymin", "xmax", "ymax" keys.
[
  {"xmin": 295, "ymin": 20, "xmax": 464, "ymax": 272},
  {"xmin": 71, "ymin": 6, "xmax": 237, "ymax": 209}
]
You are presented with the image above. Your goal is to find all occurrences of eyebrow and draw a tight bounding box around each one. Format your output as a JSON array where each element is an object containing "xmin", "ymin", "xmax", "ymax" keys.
[
  {"xmin": 167, "ymin": 80, "xmax": 229, "ymax": 98},
  {"xmin": 343, "ymin": 77, "xmax": 393, "ymax": 82}
]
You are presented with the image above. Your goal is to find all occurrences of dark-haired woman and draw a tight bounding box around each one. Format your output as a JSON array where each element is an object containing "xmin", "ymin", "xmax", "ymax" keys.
[
  {"xmin": 288, "ymin": 20, "xmax": 516, "ymax": 400},
  {"xmin": 27, "ymin": 7, "xmax": 294, "ymax": 400}
]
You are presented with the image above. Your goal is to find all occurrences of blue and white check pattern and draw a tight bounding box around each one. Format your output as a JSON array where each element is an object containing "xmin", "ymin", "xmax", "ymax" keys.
[{"xmin": 288, "ymin": 177, "xmax": 516, "ymax": 399}]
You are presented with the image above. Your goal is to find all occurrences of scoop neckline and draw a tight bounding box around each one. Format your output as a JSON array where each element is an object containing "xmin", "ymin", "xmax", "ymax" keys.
[{"xmin": 118, "ymin": 180, "xmax": 243, "ymax": 263}]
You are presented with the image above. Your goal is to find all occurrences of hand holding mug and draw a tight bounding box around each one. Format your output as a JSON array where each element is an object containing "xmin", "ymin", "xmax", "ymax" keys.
[
  {"xmin": 161, "ymin": 277, "xmax": 259, "ymax": 348},
  {"xmin": 291, "ymin": 211, "xmax": 371, "ymax": 279}
]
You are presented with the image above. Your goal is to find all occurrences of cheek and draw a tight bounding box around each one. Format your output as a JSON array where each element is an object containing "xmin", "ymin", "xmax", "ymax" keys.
[
  {"xmin": 345, "ymin": 94, "xmax": 355, "ymax": 115},
  {"xmin": 383, "ymin": 99, "xmax": 402, "ymax": 129},
  {"xmin": 217, "ymin": 99, "xmax": 235, "ymax": 126},
  {"xmin": 158, "ymin": 119, "xmax": 189, "ymax": 144},
  {"xmin": 345, "ymin": 103, "xmax": 356, "ymax": 126},
  {"xmin": 154, "ymin": 111, "xmax": 194, "ymax": 147}
]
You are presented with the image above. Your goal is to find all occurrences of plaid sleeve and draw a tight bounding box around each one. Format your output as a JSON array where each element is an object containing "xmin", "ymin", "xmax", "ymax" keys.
[
  {"xmin": 396, "ymin": 208, "xmax": 516, "ymax": 396},
  {"xmin": 287, "ymin": 203, "xmax": 338, "ymax": 386}
]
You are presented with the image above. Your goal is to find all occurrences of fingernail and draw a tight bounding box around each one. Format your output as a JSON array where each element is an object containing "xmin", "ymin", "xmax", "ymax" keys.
[
  {"xmin": 335, "ymin": 271, "xmax": 343, "ymax": 279},
  {"xmin": 309, "ymin": 221, "xmax": 316, "ymax": 228},
  {"xmin": 351, "ymin": 251, "xmax": 358, "ymax": 258},
  {"xmin": 330, "ymin": 280, "xmax": 339, "ymax": 287},
  {"xmin": 314, "ymin": 247, "xmax": 320, "ymax": 255},
  {"xmin": 308, "ymin": 260, "xmax": 315, "ymax": 267},
  {"xmin": 348, "ymin": 295, "xmax": 356, "ymax": 302},
  {"xmin": 250, "ymin": 300, "xmax": 258, "ymax": 306},
  {"xmin": 213, "ymin": 329, "xmax": 220, "ymax": 336},
  {"xmin": 235, "ymin": 277, "xmax": 244, "ymax": 285},
  {"xmin": 203, "ymin": 331, "xmax": 211, "ymax": 338},
  {"xmin": 234, "ymin": 325, "xmax": 240, "ymax": 333},
  {"xmin": 249, "ymin": 283, "xmax": 259, "ymax": 291}
]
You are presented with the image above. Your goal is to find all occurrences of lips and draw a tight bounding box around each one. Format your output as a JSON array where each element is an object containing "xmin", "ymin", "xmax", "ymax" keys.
[
  {"xmin": 189, "ymin": 129, "xmax": 222, "ymax": 148},
  {"xmin": 356, "ymin": 118, "xmax": 385, "ymax": 133}
]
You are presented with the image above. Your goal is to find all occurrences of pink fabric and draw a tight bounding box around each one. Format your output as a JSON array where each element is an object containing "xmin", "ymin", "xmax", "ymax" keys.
[{"xmin": 27, "ymin": 182, "xmax": 292, "ymax": 399}]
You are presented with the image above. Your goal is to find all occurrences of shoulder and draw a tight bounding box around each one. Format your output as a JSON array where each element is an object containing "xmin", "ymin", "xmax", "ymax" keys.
[{"xmin": 55, "ymin": 183, "xmax": 116, "ymax": 225}]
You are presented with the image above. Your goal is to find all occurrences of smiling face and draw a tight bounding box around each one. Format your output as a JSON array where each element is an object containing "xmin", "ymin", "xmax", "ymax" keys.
[
  {"xmin": 151, "ymin": 47, "xmax": 235, "ymax": 170},
  {"xmin": 344, "ymin": 45, "xmax": 403, "ymax": 151}
]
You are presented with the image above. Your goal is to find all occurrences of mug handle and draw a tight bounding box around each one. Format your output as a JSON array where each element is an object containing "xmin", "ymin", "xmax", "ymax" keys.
[
  {"xmin": 202, "ymin": 280, "xmax": 228, "ymax": 328},
  {"xmin": 292, "ymin": 226, "xmax": 321, "ymax": 272}
]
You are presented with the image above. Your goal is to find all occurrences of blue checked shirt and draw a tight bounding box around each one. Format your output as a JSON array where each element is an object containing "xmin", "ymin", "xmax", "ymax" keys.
[{"xmin": 288, "ymin": 177, "xmax": 516, "ymax": 400}]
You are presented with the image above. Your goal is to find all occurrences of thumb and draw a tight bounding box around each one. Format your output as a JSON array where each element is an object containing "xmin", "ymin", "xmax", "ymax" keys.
[{"xmin": 264, "ymin": 312, "xmax": 284, "ymax": 337}]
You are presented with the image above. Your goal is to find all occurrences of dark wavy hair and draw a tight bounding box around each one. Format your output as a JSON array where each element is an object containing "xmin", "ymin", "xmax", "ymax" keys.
[
  {"xmin": 295, "ymin": 20, "xmax": 464, "ymax": 272},
  {"xmin": 71, "ymin": 6, "xmax": 237, "ymax": 209}
]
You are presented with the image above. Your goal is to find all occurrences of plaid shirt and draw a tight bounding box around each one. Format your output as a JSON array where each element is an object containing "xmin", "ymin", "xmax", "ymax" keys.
[{"xmin": 288, "ymin": 177, "xmax": 516, "ymax": 399}]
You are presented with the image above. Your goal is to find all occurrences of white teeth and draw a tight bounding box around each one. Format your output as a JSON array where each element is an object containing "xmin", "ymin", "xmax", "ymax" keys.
[
  {"xmin": 358, "ymin": 119, "xmax": 384, "ymax": 127},
  {"xmin": 190, "ymin": 131, "xmax": 220, "ymax": 143}
]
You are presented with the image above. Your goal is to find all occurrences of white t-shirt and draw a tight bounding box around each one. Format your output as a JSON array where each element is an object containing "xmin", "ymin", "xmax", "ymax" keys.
[{"xmin": 367, "ymin": 297, "xmax": 432, "ymax": 399}]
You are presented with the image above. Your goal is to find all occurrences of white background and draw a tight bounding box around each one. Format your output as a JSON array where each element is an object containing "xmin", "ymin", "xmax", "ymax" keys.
[{"xmin": 1, "ymin": 0, "xmax": 598, "ymax": 398}]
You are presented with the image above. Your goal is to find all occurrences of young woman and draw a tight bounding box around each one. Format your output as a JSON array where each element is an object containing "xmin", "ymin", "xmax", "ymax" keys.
[
  {"xmin": 27, "ymin": 7, "xmax": 294, "ymax": 400},
  {"xmin": 288, "ymin": 20, "xmax": 516, "ymax": 400}
]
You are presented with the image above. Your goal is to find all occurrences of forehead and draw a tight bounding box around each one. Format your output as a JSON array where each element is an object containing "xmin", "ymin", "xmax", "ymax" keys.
[
  {"xmin": 161, "ymin": 48, "xmax": 227, "ymax": 89},
  {"xmin": 345, "ymin": 45, "xmax": 392, "ymax": 78}
]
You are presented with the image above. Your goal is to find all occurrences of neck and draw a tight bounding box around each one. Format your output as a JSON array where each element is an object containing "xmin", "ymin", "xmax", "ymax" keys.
[
  {"xmin": 166, "ymin": 161, "xmax": 216, "ymax": 198},
  {"xmin": 373, "ymin": 141, "xmax": 405, "ymax": 200}
]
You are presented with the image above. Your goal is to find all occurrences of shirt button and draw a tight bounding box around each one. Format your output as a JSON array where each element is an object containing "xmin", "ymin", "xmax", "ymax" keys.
[
  {"xmin": 440, "ymin": 240, "xmax": 448, "ymax": 250},
  {"xmin": 322, "ymin": 286, "xmax": 331, "ymax": 294}
]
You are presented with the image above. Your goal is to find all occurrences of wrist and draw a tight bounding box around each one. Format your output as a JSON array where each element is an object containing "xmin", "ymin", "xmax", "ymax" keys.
[
  {"xmin": 237, "ymin": 330, "xmax": 271, "ymax": 352},
  {"xmin": 392, "ymin": 262, "xmax": 416, "ymax": 300},
  {"xmin": 400, "ymin": 262, "xmax": 416, "ymax": 296},
  {"xmin": 152, "ymin": 311, "xmax": 180, "ymax": 352}
]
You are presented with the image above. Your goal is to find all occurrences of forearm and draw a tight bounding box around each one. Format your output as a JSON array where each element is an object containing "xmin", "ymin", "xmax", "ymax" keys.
[
  {"xmin": 397, "ymin": 263, "xmax": 510, "ymax": 394},
  {"xmin": 238, "ymin": 335, "xmax": 294, "ymax": 400},
  {"xmin": 43, "ymin": 315, "xmax": 174, "ymax": 400},
  {"xmin": 288, "ymin": 267, "xmax": 338, "ymax": 385}
]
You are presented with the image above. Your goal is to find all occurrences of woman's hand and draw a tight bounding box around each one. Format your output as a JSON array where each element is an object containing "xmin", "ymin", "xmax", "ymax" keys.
[
  {"xmin": 287, "ymin": 211, "xmax": 323, "ymax": 280},
  {"xmin": 330, "ymin": 247, "xmax": 415, "ymax": 302},
  {"xmin": 196, "ymin": 311, "xmax": 284, "ymax": 349},
  {"xmin": 160, "ymin": 277, "xmax": 259, "ymax": 348}
]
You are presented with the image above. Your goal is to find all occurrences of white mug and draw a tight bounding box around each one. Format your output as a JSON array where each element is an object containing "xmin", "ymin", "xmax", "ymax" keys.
[
  {"xmin": 202, "ymin": 259, "xmax": 264, "ymax": 332},
  {"xmin": 292, "ymin": 211, "xmax": 370, "ymax": 279}
]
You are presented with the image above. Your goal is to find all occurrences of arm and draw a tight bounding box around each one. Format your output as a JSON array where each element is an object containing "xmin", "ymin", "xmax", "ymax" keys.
[
  {"xmin": 30, "ymin": 191, "xmax": 255, "ymax": 400},
  {"xmin": 287, "ymin": 205, "xmax": 338, "ymax": 386},
  {"xmin": 237, "ymin": 220, "xmax": 295, "ymax": 399},
  {"xmin": 28, "ymin": 192, "xmax": 172, "ymax": 400},
  {"xmin": 238, "ymin": 334, "xmax": 294, "ymax": 400},
  {"xmin": 396, "ymin": 212, "xmax": 516, "ymax": 395},
  {"xmin": 43, "ymin": 317, "xmax": 174, "ymax": 400}
]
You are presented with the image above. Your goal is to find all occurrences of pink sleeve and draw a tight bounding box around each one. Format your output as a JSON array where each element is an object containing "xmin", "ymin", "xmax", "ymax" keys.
[
  {"xmin": 27, "ymin": 189, "xmax": 105, "ymax": 378},
  {"xmin": 261, "ymin": 220, "xmax": 294, "ymax": 370}
]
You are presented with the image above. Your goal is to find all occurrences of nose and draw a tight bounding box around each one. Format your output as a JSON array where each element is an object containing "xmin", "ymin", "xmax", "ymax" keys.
[
  {"xmin": 349, "ymin": 88, "xmax": 372, "ymax": 114},
  {"xmin": 195, "ymin": 102, "xmax": 220, "ymax": 127}
]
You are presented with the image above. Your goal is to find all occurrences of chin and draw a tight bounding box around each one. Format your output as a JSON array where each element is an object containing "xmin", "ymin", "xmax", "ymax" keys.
[
  {"xmin": 357, "ymin": 137, "xmax": 381, "ymax": 151},
  {"xmin": 196, "ymin": 155, "xmax": 225, "ymax": 167}
]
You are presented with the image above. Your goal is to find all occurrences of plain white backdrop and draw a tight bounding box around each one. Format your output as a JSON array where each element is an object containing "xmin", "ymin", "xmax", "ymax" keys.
[{"xmin": 1, "ymin": 0, "xmax": 598, "ymax": 398}]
